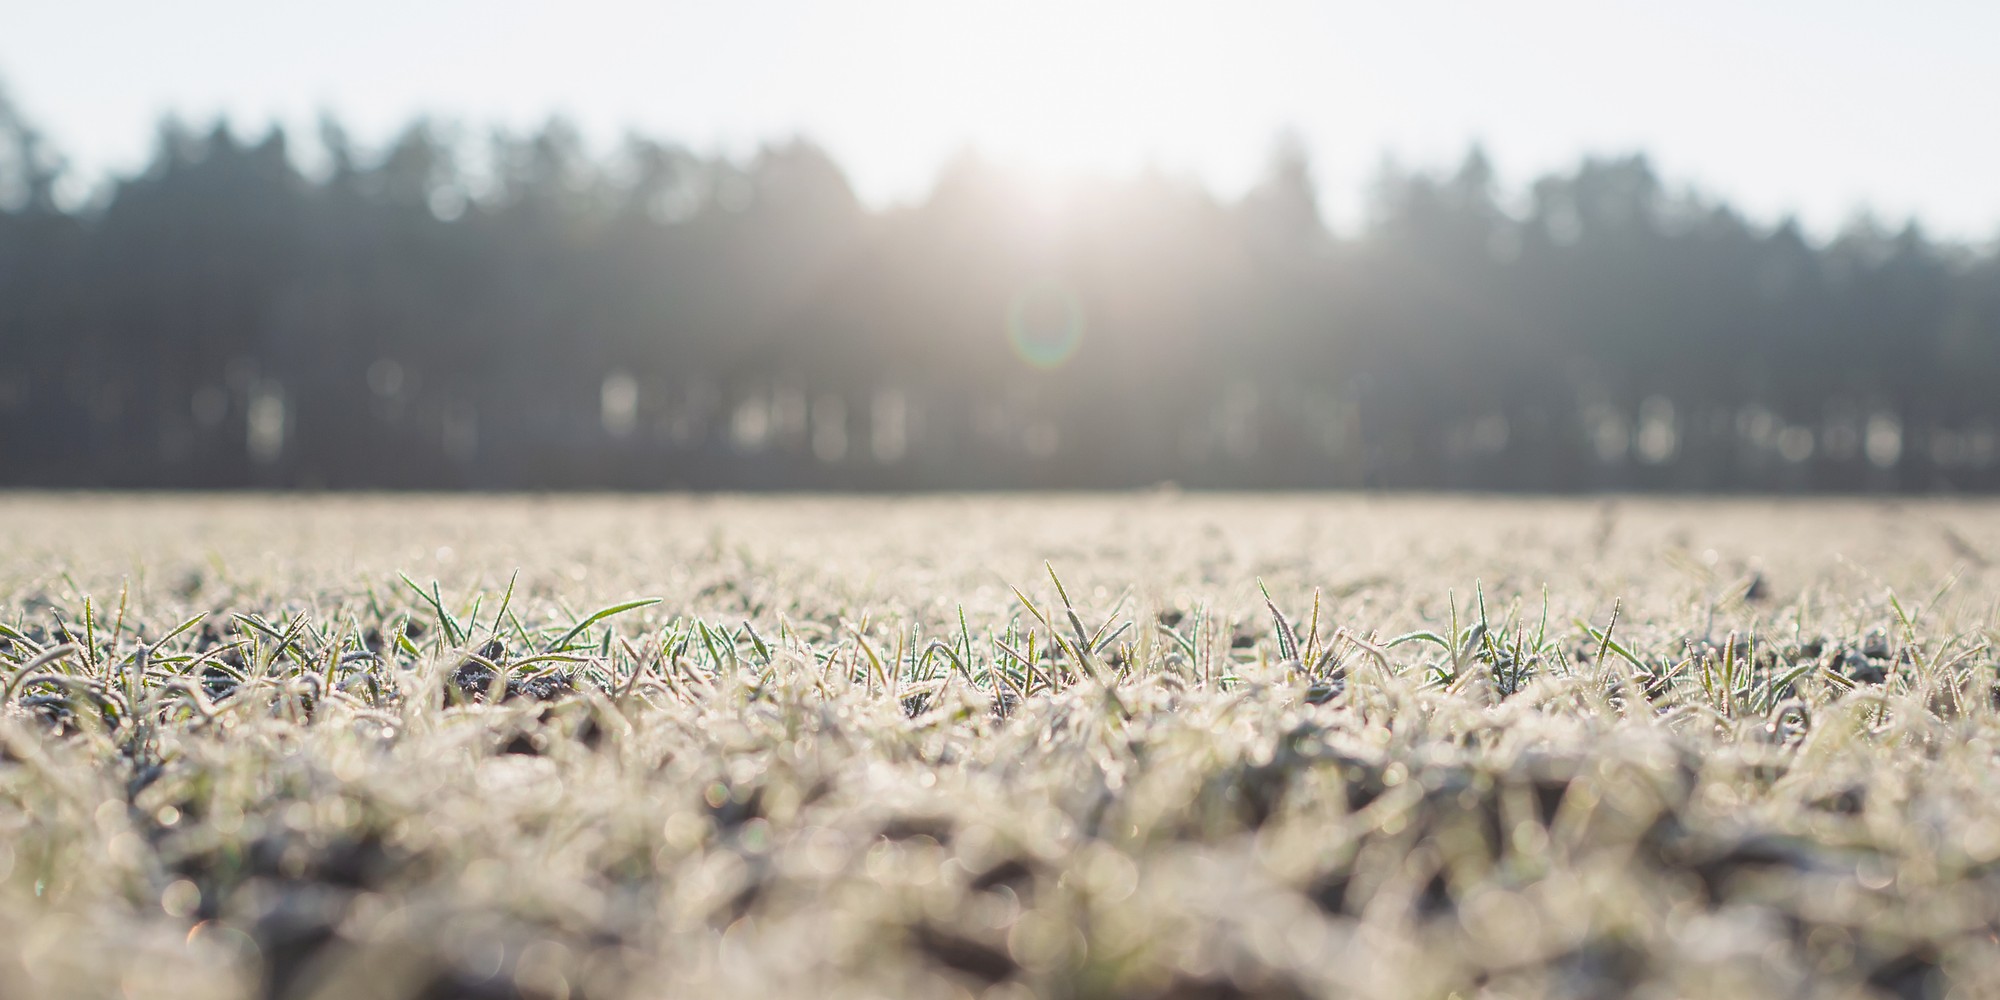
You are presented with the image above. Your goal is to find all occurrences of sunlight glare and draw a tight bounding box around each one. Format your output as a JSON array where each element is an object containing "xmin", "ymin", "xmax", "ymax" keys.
[{"xmin": 839, "ymin": 0, "xmax": 1270, "ymax": 189}]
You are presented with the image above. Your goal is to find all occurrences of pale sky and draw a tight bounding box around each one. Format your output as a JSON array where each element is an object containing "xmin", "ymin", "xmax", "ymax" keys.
[{"xmin": 4, "ymin": 0, "xmax": 1997, "ymax": 240}]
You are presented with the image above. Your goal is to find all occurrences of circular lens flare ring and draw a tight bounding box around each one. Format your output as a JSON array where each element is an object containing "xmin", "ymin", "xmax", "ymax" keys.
[{"xmin": 1006, "ymin": 281, "xmax": 1086, "ymax": 369}]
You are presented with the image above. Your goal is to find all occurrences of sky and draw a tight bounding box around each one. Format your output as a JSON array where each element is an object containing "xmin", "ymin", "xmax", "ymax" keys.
[{"xmin": 3, "ymin": 0, "xmax": 1997, "ymax": 240}]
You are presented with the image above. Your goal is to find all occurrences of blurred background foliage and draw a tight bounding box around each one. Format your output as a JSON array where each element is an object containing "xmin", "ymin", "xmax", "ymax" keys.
[{"xmin": 4, "ymin": 85, "xmax": 1999, "ymax": 492}]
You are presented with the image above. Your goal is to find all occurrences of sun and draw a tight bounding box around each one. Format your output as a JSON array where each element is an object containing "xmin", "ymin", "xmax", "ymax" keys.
[{"xmin": 818, "ymin": 0, "xmax": 1256, "ymax": 189}]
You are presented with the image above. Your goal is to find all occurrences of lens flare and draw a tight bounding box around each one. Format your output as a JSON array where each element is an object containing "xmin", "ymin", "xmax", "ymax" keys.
[{"xmin": 1006, "ymin": 281, "xmax": 1085, "ymax": 369}]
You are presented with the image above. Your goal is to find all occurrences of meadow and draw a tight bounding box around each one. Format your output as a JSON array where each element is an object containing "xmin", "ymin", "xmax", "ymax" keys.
[{"xmin": 3, "ymin": 492, "xmax": 2000, "ymax": 999}]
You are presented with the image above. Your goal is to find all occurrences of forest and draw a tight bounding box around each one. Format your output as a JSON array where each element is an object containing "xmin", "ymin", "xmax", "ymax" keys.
[{"xmin": 3, "ymin": 85, "xmax": 1998, "ymax": 491}]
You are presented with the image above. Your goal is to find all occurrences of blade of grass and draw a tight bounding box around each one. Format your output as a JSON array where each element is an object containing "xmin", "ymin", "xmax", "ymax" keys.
[{"xmin": 550, "ymin": 598, "xmax": 662, "ymax": 652}]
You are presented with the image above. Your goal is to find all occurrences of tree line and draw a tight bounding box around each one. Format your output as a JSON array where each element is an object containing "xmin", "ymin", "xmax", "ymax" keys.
[{"xmin": 3, "ymin": 89, "xmax": 1998, "ymax": 491}]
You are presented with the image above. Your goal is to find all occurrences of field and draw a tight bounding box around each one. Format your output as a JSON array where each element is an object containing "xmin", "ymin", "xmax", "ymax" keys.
[{"xmin": 4, "ymin": 493, "xmax": 2000, "ymax": 1000}]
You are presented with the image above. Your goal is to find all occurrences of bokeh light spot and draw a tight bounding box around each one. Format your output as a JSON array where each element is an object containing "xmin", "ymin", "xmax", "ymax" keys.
[{"xmin": 1007, "ymin": 281, "xmax": 1085, "ymax": 369}]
